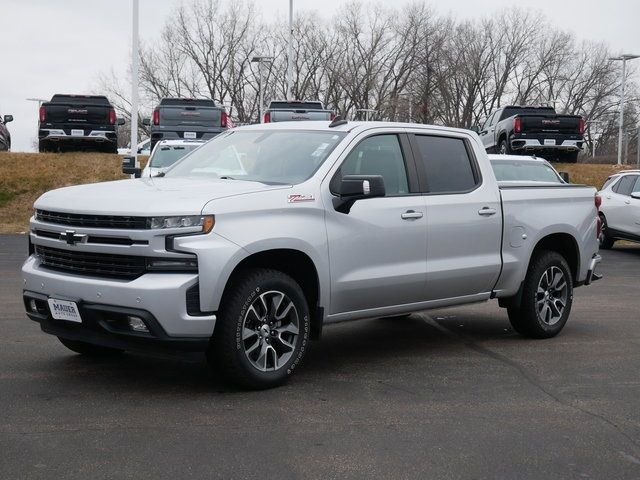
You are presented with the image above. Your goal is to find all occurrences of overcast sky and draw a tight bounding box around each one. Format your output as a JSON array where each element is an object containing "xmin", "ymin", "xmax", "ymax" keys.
[{"xmin": 1, "ymin": 0, "xmax": 639, "ymax": 152}]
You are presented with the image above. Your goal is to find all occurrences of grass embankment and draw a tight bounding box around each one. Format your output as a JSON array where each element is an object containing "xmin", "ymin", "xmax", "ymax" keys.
[
  {"xmin": 0, "ymin": 152, "xmax": 147, "ymax": 233},
  {"xmin": 0, "ymin": 152, "xmax": 633, "ymax": 233}
]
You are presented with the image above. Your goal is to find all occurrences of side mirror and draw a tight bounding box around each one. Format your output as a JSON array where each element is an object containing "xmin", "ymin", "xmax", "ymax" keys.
[
  {"xmin": 3, "ymin": 115, "xmax": 13, "ymax": 123},
  {"xmin": 333, "ymin": 175, "xmax": 385, "ymax": 214},
  {"xmin": 122, "ymin": 155, "xmax": 141, "ymax": 178},
  {"xmin": 631, "ymin": 192, "xmax": 640, "ymax": 200},
  {"xmin": 558, "ymin": 171, "xmax": 570, "ymax": 183},
  {"xmin": 469, "ymin": 125, "xmax": 480, "ymax": 133},
  {"xmin": 142, "ymin": 118, "xmax": 151, "ymax": 126},
  {"xmin": 117, "ymin": 117, "xmax": 126, "ymax": 126}
]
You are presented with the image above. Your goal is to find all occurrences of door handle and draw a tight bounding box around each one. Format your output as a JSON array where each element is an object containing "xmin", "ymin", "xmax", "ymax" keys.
[
  {"xmin": 478, "ymin": 207, "xmax": 497, "ymax": 216},
  {"xmin": 401, "ymin": 210, "xmax": 423, "ymax": 220},
  {"xmin": 625, "ymin": 200, "xmax": 631, "ymax": 205}
]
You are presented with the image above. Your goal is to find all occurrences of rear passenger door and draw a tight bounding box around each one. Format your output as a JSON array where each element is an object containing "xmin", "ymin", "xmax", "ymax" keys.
[
  {"xmin": 409, "ymin": 131, "xmax": 502, "ymax": 301},
  {"xmin": 606, "ymin": 175, "xmax": 637, "ymax": 233}
]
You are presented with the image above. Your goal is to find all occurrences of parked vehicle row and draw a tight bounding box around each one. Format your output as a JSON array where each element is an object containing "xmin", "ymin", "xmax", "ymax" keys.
[
  {"xmin": 23, "ymin": 119, "xmax": 601, "ymax": 389},
  {"xmin": 476, "ymin": 105, "xmax": 585, "ymax": 163}
]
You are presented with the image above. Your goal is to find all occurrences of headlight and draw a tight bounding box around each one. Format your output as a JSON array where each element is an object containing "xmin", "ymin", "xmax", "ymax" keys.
[{"xmin": 148, "ymin": 215, "xmax": 214, "ymax": 233}]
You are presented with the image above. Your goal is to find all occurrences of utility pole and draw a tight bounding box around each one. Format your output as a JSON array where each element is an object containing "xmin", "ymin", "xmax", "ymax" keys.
[
  {"xmin": 286, "ymin": 0, "xmax": 293, "ymax": 100},
  {"xmin": 252, "ymin": 56, "xmax": 274, "ymax": 122},
  {"xmin": 609, "ymin": 54, "xmax": 640, "ymax": 165},
  {"xmin": 131, "ymin": 0, "xmax": 140, "ymax": 167}
]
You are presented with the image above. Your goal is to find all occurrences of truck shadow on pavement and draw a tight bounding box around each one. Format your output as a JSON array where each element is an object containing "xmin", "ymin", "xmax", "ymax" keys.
[{"xmin": 41, "ymin": 311, "xmax": 524, "ymax": 394}]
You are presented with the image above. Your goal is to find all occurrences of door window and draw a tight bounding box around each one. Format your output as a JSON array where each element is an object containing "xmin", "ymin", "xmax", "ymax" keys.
[
  {"xmin": 481, "ymin": 113, "xmax": 495, "ymax": 131},
  {"xmin": 413, "ymin": 135, "xmax": 479, "ymax": 193},
  {"xmin": 334, "ymin": 135, "xmax": 409, "ymax": 196},
  {"xmin": 632, "ymin": 176, "xmax": 640, "ymax": 194},
  {"xmin": 613, "ymin": 175, "xmax": 636, "ymax": 196}
]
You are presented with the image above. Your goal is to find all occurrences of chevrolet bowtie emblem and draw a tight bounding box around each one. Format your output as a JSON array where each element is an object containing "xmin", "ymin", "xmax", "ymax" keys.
[{"xmin": 59, "ymin": 230, "xmax": 87, "ymax": 245}]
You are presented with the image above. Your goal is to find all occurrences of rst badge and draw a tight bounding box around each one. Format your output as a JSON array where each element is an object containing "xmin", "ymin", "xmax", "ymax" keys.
[{"xmin": 287, "ymin": 194, "xmax": 315, "ymax": 203}]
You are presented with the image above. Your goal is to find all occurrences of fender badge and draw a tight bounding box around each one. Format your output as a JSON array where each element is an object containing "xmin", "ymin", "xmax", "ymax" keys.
[{"xmin": 288, "ymin": 194, "xmax": 315, "ymax": 203}]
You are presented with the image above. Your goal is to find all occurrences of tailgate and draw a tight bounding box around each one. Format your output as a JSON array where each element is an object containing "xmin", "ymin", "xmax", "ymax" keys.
[
  {"xmin": 44, "ymin": 103, "xmax": 110, "ymax": 125},
  {"xmin": 519, "ymin": 115, "xmax": 582, "ymax": 134},
  {"xmin": 270, "ymin": 110, "xmax": 332, "ymax": 122},
  {"xmin": 159, "ymin": 106, "xmax": 221, "ymax": 127}
]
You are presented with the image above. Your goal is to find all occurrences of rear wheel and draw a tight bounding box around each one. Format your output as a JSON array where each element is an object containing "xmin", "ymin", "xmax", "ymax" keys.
[
  {"xmin": 499, "ymin": 138, "xmax": 510, "ymax": 155},
  {"xmin": 598, "ymin": 214, "xmax": 615, "ymax": 249},
  {"xmin": 507, "ymin": 250, "xmax": 573, "ymax": 339},
  {"xmin": 208, "ymin": 268, "xmax": 310, "ymax": 389},
  {"xmin": 57, "ymin": 337, "xmax": 124, "ymax": 356}
]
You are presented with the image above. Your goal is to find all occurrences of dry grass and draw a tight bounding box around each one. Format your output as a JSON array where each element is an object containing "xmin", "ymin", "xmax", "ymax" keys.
[
  {"xmin": 0, "ymin": 152, "xmax": 147, "ymax": 233},
  {"xmin": 0, "ymin": 152, "xmax": 634, "ymax": 233}
]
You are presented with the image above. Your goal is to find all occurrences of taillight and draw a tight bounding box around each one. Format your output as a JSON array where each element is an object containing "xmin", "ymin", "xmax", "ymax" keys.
[
  {"xmin": 514, "ymin": 117, "xmax": 521, "ymax": 134},
  {"xmin": 39, "ymin": 105, "xmax": 46, "ymax": 123},
  {"xmin": 221, "ymin": 111, "xmax": 228, "ymax": 128},
  {"xmin": 263, "ymin": 112, "xmax": 271, "ymax": 123},
  {"xmin": 108, "ymin": 108, "xmax": 116, "ymax": 125},
  {"xmin": 595, "ymin": 194, "xmax": 602, "ymax": 210},
  {"xmin": 152, "ymin": 108, "xmax": 160, "ymax": 125},
  {"xmin": 579, "ymin": 118, "xmax": 585, "ymax": 135},
  {"xmin": 330, "ymin": 112, "xmax": 336, "ymax": 121}
]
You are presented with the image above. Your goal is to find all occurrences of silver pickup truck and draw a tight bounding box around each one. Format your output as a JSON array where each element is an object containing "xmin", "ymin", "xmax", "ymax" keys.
[
  {"xmin": 22, "ymin": 121, "xmax": 602, "ymax": 389},
  {"xmin": 263, "ymin": 100, "xmax": 334, "ymax": 123}
]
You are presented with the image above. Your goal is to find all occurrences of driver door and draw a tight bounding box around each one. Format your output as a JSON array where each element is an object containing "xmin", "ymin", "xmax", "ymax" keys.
[{"xmin": 324, "ymin": 133, "xmax": 427, "ymax": 316}]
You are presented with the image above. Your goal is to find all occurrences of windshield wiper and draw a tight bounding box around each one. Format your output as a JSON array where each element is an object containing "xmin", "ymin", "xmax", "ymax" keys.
[
  {"xmin": 219, "ymin": 175, "xmax": 235, "ymax": 180},
  {"xmin": 154, "ymin": 172, "xmax": 166, "ymax": 177}
]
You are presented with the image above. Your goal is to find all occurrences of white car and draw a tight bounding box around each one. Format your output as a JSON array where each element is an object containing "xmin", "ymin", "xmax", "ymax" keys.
[
  {"xmin": 118, "ymin": 138, "xmax": 151, "ymax": 156},
  {"xmin": 488, "ymin": 154, "xmax": 566, "ymax": 184},
  {"xmin": 141, "ymin": 139, "xmax": 206, "ymax": 177},
  {"xmin": 598, "ymin": 170, "xmax": 640, "ymax": 249}
]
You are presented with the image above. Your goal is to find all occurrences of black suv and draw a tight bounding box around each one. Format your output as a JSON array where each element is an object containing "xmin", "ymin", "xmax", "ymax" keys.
[
  {"xmin": 0, "ymin": 112, "xmax": 13, "ymax": 151},
  {"xmin": 38, "ymin": 94, "xmax": 124, "ymax": 153}
]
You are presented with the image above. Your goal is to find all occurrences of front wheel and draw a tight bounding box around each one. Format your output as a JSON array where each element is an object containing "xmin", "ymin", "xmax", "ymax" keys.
[
  {"xmin": 208, "ymin": 268, "xmax": 310, "ymax": 389},
  {"xmin": 499, "ymin": 139, "xmax": 510, "ymax": 155},
  {"xmin": 507, "ymin": 250, "xmax": 573, "ymax": 339}
]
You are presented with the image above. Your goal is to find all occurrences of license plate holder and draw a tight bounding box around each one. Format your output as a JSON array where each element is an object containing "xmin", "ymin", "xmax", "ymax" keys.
[
  {"xmin": 71, "ymin": 129, "xmax": 84, "ymax": 137},
  {"xmin": 47, "ymin": 298, "xmax": 82, "ymax": 323},
  {"xmin": 544, "ymin": 139, "xmax": 555, "ymax": 146},
  {"xmin": 184, "ymin": 132, "xmax": 197, "ymax": 139}
]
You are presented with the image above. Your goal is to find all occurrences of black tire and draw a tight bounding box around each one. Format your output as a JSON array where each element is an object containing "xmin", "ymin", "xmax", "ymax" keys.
[
  {"xmin": 208, "ymin": 268, "xmax": 311, "ymax": 389},
  {"xmin": 499, "ymin": 138, "xmax": 510, "ymax": 155},
  {"xmin": 507, "ymin": 250, "xmax": 573, "ymax": 339},
  {"xmin": 598, "ymin": 214, "xmax": 615, "ymax": 249},
  {"xmin": 57, "ymin": 337, "xmax": 124, "ymax": 356}
]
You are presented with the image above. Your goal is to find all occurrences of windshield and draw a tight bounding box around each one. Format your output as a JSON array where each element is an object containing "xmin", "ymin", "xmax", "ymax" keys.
[
  {"xmin": 491, "ymin": 160, "xmax": 562, "ymax": 183},
  {"xmin": 166, "ymin": 130, "xmax": 346, "ymax": 184},
  {"xmin": 150, "ymin": 144, "xmax": 202, "ymax": 168}
]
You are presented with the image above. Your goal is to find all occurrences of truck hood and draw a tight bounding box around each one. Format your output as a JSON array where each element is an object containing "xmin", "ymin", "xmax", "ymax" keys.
[{"xmin": 34, "ymin": 177, "xmax": 290, "ymax": 216}]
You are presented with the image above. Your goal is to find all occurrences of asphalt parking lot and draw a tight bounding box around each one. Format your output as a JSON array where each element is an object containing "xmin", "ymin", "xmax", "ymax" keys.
[{"xmin": 1, "ymin": 233, "xmax": 639, "ymax": 479}]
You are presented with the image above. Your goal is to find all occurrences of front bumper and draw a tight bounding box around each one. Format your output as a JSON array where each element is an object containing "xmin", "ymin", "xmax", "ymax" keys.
[
  {"xmin": 22, "ymin": 255, "xmax": 216, "ymax": 338},
  {"xmin": 24, "ymin": 291, "xmax": 210, "ymax": 353}
]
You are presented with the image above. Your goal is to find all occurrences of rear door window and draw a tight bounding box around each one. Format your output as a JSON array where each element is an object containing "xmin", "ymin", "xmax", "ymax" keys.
[
  {"xmin": 614, "ymin": 175, "xmax": 636, "ymax": 196},
  {"xmin": 413, "ymin": 135, "xmax": 479, "ymax": 193}
]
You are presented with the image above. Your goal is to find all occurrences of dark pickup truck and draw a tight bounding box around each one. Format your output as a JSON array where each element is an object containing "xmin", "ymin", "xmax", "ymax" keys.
[
  {"xmin": 477, "ymin": 106, "xmax": 585, "ymax": 162},
  {"xmin": 262, "ymin": 100, "xmax": 335, "ymax": 123},
  {"xmin": 145, "ymin": 98, "xmax": 229, "ymax": 152},
  {"xmin": 38, "ymin": 95, "xmax": 124, "ymax": 153}
]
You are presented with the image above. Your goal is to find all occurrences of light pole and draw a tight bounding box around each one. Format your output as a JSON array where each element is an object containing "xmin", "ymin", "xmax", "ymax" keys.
[
  {"xmin": 609, "ymin": 54, "xmax": 640, "ymax": 165},
  {"xmin": 286, "ymin": 0, "xmax": 293, "ymax": 100},
  {"xmin": 252, "ymin": 56, "xmax": 274, "ymax": 123},
  {"xmin": 130, "ymin": 0, "xmax": 140, "ymax": 166}
]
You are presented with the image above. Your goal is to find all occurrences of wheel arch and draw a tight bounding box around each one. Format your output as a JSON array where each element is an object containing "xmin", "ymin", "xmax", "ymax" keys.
[
  {"xmin": 220, "ymin": 248, "xmax": 324, "ymax": 339},
  {"xmin": 530, "ymin": 232, "xmax": 580, "ymax": 283}
]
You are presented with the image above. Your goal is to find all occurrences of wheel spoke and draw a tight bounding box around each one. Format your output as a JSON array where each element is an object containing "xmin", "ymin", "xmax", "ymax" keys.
[
  {"xmin": 278, "ymin": 323, "xmax": 299, "ymax": 335},
  {"xmin": 275, "ymin": 300, "xmax": 294, "ymax": 321},
  {"xmin": 256, "ymin": 342, "xmax": 269, "ymax": 370},
  {"xmin": 271, "ymin": 292, "xmax": 285, "ymax": 318},
  {"xmin": 246, "ymin": 305, "xmax": 260, "ymax": 322},
  {"xmin": 245, "ymin": 338, "xmax": 261, "ymax": 355},
  {"xmin": 243, "ymin": 327, "xmax": 258, "ymax": 340},
  {"xmin": 276, "ymin": 334, "xmax": 295, "ymax": 351},
  {"xmin": 551, "ymin": 270, "xmax": 563, "ymax": 289}
]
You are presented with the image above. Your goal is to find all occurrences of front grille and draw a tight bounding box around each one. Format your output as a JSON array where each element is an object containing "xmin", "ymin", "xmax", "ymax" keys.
[
  {"xmin": 35, "ymin": 245, "xmax": 146, "ymax": 279},
  {"xmin": 36, "ymin": 209, "xmax": 148, "ymax": 230},
  {"xmin": 33, "ymin": 229, "xmax": 148, "ymax": 246}
]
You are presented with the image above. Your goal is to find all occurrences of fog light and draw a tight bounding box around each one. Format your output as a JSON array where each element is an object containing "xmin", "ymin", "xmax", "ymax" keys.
[
  {"xmin": 29, "ymin": 299, "xmax": 38, "ymax": 313},
  {"xmin": 127, "ymin": 316, "xmax": 149, "ymax": 332}
]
